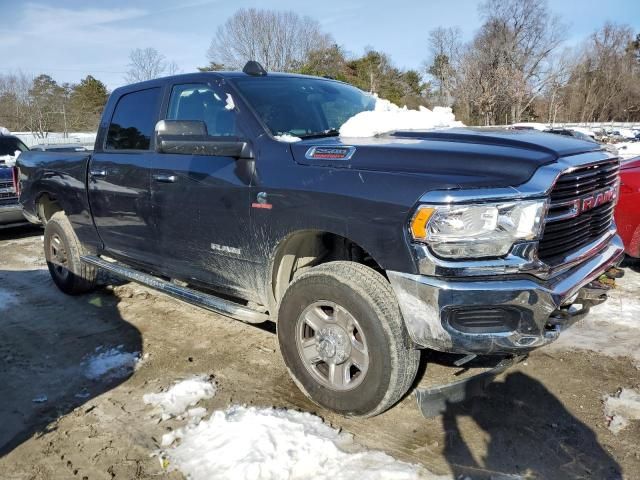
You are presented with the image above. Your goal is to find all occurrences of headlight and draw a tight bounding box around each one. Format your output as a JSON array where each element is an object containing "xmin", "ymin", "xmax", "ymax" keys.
[{"xmin": 410, "ymin": 200, "xmax": 546, "ymax": 259}]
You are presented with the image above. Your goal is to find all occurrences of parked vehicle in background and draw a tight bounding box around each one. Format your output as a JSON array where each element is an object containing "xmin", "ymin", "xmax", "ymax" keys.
[
  {"xmin": 30, "ymin": 144, "xmax": 89, "ymax": 152},
  {"xmin": 543, "ymin": 128, "xmax": 598, "ymax": 143},
  {"xmin": 615, "ymin": 156, "xmax": 640, "ymax": 258},
  {"xmin": 0, "ymin": 134, "xmax": 28, "ymax": 226},
  {"xmin": 16, "ymin": 65, "xmax": 625, "ymax": 417}
]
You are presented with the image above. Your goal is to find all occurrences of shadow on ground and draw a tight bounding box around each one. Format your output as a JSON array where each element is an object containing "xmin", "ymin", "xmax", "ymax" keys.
[
  {"xmin": 0, "ymin": 267, "xmax": 142, "ymax": 456},
  {"xmin": 438, "ymin": 371, "xmax": 622, "ymax": 479}
]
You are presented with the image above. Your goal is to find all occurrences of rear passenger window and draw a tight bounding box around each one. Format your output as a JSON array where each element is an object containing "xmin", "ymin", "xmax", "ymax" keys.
[
  {"xmin": 167, "ymin": 84, "xmax": 236, "ymax": 137},
  {"xmin": 106, "ymin": 88, "xmax": 161, "ymax": 150}
]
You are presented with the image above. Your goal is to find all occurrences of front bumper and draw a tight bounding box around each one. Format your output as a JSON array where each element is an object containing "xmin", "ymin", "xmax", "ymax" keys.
[
  {"xmin": 388, "ymin": 234, "xmax": 625, "ymax": 355},
  {"xmin": 0, "ymin": 203, "xmax": 27, "ymax": 226}
]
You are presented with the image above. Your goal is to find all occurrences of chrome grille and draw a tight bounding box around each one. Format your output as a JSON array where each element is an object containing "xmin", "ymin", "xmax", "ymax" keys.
[
  {"xmin": 538, "ymin": 159, "xmax": 619, "ymax": 263},
  {"xmin": 0, "ymin": 181, "xmax": 17, "ymax": 201}
]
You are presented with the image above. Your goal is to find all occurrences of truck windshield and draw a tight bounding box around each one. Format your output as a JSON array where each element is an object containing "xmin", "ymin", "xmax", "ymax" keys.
[{"xmin": 231, "ymin": 76, "xmax": 375, "ymax": 138}]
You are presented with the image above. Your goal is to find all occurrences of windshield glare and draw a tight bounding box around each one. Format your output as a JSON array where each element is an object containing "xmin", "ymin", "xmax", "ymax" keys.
[{"xmin": 231, "ymin": 76, "xmax": 375, "ymax": 138}]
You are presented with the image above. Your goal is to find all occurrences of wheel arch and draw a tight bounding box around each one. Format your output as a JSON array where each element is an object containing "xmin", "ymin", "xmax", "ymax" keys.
[{"xmin": 268, "ymin": 229, "xmax": 385, "ymax": 312}]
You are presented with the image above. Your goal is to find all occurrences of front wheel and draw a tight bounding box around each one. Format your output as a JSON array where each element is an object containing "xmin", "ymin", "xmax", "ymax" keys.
[{"xmin": 277, "ymin": 261, "xmax": 420, "ymax": 417}]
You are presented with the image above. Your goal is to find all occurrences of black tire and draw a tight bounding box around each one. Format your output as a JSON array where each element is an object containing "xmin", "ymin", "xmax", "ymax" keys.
[
  {"xmin": 44, "ymin": 211, "xmax": 97, "ymax": 295},
  {"xmin": 277, "ymin": 261, "xmax": 420, "ymax": 417}
]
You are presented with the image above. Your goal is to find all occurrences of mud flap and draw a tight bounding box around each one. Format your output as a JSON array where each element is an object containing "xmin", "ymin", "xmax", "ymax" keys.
[{"xmin": 415, "ymin": 355, "xmax": 526, "ymax": 418}]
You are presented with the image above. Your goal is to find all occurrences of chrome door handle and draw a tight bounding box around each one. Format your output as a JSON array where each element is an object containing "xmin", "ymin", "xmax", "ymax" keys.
[
  {"xmin": 90, "ymin": 169, "xmax": 107, "ymax": 178},
  {"xmin": 153, "ymin": 174, "xmax": 177, "ymax": 183}
]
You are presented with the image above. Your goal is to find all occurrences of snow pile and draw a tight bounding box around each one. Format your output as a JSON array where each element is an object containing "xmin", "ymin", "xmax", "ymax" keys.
[
  {"xmin": 0, "ymin": 126, "xmax": 10, "ymax": 135},
  {"xmin": 83, "ymin": 345, "xmax": 139, "ymax": 380},
  {"xmin": 143, "ymin": 376, "xmax": 216, "ymax": 420},
  {"xmin": 162, "ymin": 405, "xmax": 437, "ymax": 480},
  {"xmin": 340, "ymin": 97, "xmax": 463, "ymax": 138},
  {"xmin": 603, "ymin": 389, "xmax": 640, "ymax": 434},
  {"xmin": 0, "ymin": 288, "xmax": 18, "ymax": 311},
  {"xmin": 0, "ymin": 150, "xmax": 21, "ymax": 167},
  {"xmin": 547, "ymin": 268, "xmax": 640, "ymax": 367},
  {"xmin": 614, "ymin": 142, "xmax": 640, "ymax": 160},
  {"xmin": 274, "ymin": 133, "xmax": 302, "ymax": 143}
]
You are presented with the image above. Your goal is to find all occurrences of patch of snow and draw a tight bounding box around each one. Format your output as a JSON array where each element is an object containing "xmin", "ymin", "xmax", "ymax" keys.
[
  {"xmin": 0, "ymin": 126, "xmax": 10, "ymax": 135},
  {"xmin": 274, "ymin": 133, "xmax": 302, "ymax": 143},
  {"xmin": 617, "ymin": 128, "xmax": 637, "ymax": 140},
  {"xmin": 225, "ymin": 93, "xmax": 235, "ymax": 111},
  {"xmin": 143, "ymin": 376, "xmax": 216, "ymax": 420},
  {"xmin": 0, "ymin": 288, "xmax": 17, "ymax": 311},
  {"xmin": 547, "ymin": 268, "xmax": 640, "ymax": 367},
  {"xmin": 614, "ymin": 142, "xmax": 640, "ymax": 160},
  {"xmin": 162, "ymin": 405, "xmax": 443, "ymax": 480},
  {"xmin": 83, "ymin": 345, "xmax": 139, "ymax": 381},
  {"xmin": 339, "ymin": 96, "xmax": 463, "ymax": 138},
  {"xmin": 603, "ymin": 389, "xmax": 640, "ymax": 434},
  {"xmin": 0, "ymin": 150, "xmax": 20, "ymax": 167}
]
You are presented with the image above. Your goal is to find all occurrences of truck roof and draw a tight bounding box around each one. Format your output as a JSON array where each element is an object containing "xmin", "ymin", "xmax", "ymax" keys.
[{"xmin": 112, "ymin": 71, "xmax": 342, "ymax": 96}]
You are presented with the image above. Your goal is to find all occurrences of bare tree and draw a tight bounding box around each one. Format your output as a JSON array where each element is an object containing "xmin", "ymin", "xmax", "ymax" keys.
[
  {"xmin": 560, "ymin": 23, "xmax": 640, "ymax": 122},
  {"xmin": 207, "ymin": 8, "xmax": 332, "ymax": 72},
  {"xmin": 478, "ymin": 0, "xmax": 566, "ymax": 122},
  {"xmin": 425, "ymin": 27, "xmax": 462, "ymax": 106},
  {"xmin": 125, "ymin": 48, "xmax": 177, "ymax": 83}
]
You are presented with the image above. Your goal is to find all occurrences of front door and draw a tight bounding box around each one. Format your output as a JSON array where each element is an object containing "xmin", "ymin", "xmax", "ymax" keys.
[
  {"xmin": 150, "ymin": 81, "xmax": 256, "ymax": 300},
  {"xmin": 88, "ymin": 87, "xmax": 162, "ymax": 265}
]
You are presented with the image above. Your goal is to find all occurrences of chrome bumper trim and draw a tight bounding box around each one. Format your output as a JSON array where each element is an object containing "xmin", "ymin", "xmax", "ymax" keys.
[
  {"xmin": 0, "ymin": 204, "xmax": 26, "ymax": 224},
  {"xmin": 388, "ymin": 235, "xmax": 625, "ymax": 355}
]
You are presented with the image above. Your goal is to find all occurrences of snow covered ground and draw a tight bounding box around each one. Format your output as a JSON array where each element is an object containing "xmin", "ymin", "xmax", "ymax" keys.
[
  {"xmin": 83, "ymin": 345, "xmax": 140, "ymax": 381},
  {"xmin": 603, "ymin": 388, "xmax": 640, "ymax": 435},
  {"xmin": 143, "ymin": 376, "xmax": 216, "ymax": 421},
  {"xmin": 615, "ymin": 142, "xmax": 640, "ymax": 160},
  {"xmin": 547, "ymin": 267, "xmax": 640, "ymax": 367},
  {"xmin": 145, "ymin": 378, "xmax": 443, "ymax": 480}
]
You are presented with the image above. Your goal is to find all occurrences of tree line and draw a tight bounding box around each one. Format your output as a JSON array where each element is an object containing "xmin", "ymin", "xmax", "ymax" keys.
[
  {"xmin": 0, "ymin": 73, "xmax": 108, "ymax": 137},
  {"xmin": 1, "ymin": 1, "xmax": 638, "ymax": 135}
]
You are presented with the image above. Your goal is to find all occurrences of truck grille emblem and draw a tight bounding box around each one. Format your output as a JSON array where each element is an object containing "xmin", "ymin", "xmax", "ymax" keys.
[{"xmin": 578, "ymin": 186, "xmax": 617, "ymax": 214}]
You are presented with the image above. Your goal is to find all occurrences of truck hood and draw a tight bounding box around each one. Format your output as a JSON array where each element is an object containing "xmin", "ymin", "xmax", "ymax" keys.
[{"xmin": 290, "ymin": 128, "xmax": 603, "ymax": 188}]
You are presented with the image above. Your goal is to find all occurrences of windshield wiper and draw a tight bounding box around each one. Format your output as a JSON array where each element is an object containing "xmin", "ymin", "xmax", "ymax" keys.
[{"xmin": 298, "ymin": 128, "xmax": 340, "ymax": 139}]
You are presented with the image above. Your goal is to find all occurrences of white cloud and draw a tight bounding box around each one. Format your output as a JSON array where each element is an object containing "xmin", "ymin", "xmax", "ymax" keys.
[{"xmin": 1, "ymin": 3, "xmax": 210, "ymax": 90}]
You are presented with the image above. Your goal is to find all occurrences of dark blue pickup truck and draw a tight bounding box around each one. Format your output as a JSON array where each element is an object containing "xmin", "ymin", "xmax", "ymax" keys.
[{"xmin": 16, "ymin": 64, "xmax": 625, "ymax": 417}]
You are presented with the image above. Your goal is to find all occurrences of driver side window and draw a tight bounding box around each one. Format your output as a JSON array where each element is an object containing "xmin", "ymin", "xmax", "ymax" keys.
[{"xmin": 166, "ymin": 83, "xmax": 237, "ymax": 137}]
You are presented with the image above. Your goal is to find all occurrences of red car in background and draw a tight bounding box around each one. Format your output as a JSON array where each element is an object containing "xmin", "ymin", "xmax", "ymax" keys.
[{"xmin": 615, "ymin": 156, "xmax": 640, "ymax": 257}]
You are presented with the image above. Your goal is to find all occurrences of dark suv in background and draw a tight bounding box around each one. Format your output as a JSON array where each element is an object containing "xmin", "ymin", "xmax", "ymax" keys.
[{"xmin": 0, "ymin": 134, "xmax": 29, "ymax": 226}]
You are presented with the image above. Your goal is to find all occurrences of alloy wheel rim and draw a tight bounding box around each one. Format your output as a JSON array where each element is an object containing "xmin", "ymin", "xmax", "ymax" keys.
[
  {"xmin": 295, "ymin": 300, "xmax": 370, "ymax": 391},
  {"xmin": 49, "ymin": 234, "xmax": 70, "ymax": 280}
]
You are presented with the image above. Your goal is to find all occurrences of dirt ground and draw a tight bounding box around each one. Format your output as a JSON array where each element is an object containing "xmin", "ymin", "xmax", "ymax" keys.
[{"xmin": 1, "ymin": 225, "xmax": 638, "ymax": 480}]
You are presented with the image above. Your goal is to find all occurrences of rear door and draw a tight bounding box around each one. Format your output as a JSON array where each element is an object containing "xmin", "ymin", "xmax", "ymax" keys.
[
  {"xmin": 150, "ymin": 81, "xmax": 256, "ymax": 299},
  {"xmin": 88, "ymin": 87, "xmax": 162, "ymax": 265}
]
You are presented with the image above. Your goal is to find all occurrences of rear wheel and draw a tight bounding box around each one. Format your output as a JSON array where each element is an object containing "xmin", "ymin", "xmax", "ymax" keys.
[
  {"xmin": 277, "ymin": 261, "xmax": 419, "ymax": 417},
  {"xmin": 44, "ymin": 212, "xmax": 97, "ymax": 295}
]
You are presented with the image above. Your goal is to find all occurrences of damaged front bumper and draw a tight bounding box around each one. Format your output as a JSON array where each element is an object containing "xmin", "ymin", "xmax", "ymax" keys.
[{"xmin": 388, "ymin": 235, "xmax": 625, "ymax": 355}]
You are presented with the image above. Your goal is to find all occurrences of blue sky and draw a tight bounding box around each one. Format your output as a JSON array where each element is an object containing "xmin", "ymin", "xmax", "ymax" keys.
[{"xmin": 1, "ymin": 0, "xmax": 639, "ymax": 90}]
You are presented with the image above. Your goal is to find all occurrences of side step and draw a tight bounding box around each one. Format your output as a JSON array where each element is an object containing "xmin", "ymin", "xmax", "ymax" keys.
[{"xmin": 81, "ymin": 255, "xmax": 269, "ymax": 324}]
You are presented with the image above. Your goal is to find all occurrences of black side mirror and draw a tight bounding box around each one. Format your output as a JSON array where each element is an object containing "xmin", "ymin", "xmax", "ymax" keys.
[{"xmin": 154, "ymin": 120, "xmax": 253, "ymax": 159}]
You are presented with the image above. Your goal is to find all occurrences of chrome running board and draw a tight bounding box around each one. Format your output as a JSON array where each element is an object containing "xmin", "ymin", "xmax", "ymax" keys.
[{"xmin": 81, "ymin": 255, "xmax": 269, "ymax": 324}]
